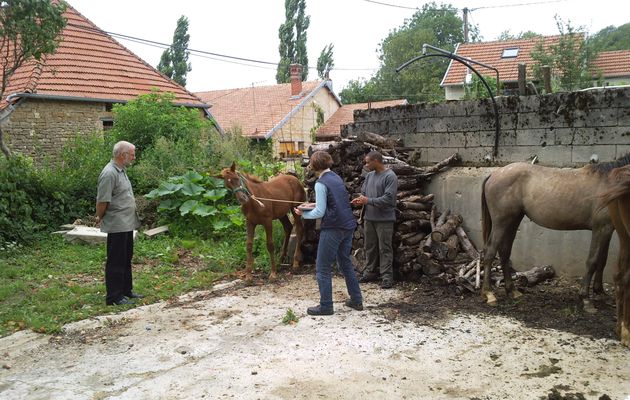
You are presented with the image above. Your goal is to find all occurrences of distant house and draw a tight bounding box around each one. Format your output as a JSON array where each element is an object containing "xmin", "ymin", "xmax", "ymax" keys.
[
  {"xmin": 440, "ymin": 35, "xmax": 630, "ymax": 100},
  {"xmin": 316, "ymin": 99, "xmax": 408, "ymax": 141},
  {"xmin": 0, "ymin": 3, "xmax": 211, "ymax": 159},
  {"xmin": 591, "ymin": 50, "xmax": 630, "ymax": 86},
  {"xmin": 195, "ymin": 64, "xmax": 341, "ymax": 159}
]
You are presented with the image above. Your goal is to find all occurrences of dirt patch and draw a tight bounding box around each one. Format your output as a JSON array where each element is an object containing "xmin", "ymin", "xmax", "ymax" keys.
[{"xmin": 0, "ymin": 273, "xmax": 628, "ymax": 400}]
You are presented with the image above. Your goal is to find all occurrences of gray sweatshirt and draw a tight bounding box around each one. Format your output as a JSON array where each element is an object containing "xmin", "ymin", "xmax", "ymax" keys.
[{"xmin": 361, "ymin": 168, "xmax": 398, "ymax": 222}]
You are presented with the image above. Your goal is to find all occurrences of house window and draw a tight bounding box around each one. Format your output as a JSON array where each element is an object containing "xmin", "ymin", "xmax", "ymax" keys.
[
  {"xmin": 501, "ymin": 48, "xmax": 519, "ymax": 58},
  {"xmin": 101, "ymin": 117, "xmax": 114, "ymax": 131},
  {"xmin": 105, "ymin": 103, "xmax": 114, "ymax": 112},
  {"xmin": 279, "ymin": 142, "xmax": 303, "ymax": 158}
]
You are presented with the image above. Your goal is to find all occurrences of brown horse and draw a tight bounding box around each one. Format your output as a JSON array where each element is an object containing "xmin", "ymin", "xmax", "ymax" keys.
[
  {"xmin": 480, "ymin": 155, "xmax": 630, "ymax": 307},
  {"xmin": 599, "ymin": 165, "xmax": 630, "ymax": 347},
  {"xmin": 220, "ymin": 162, "xmax": 306, "ymax": 281}
]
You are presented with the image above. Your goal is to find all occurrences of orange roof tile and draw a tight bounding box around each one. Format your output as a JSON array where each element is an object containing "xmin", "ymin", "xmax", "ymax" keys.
[
  {"xmin": 196, "ymin": 81, "xmax": 339, "ymax": 139},
  {"xmin": 316, "ymin": 99, "xmax": 407, "ymax": 139},
  {"xmin": 591, "ymin": 50, "xmax": 630, "ymax": 78},
  {"xmin": 1, "ymin": 1, "xmax": 207, "ymax": 110},
  {"xmin": 441, "ymin": 35, "xmax": 574, "ymax": 86}
]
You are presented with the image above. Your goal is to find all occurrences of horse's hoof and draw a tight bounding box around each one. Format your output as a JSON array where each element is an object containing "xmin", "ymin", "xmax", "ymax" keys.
[
  {"xmin": 621, "ymin": 324, "xmax": 630, "ymax": 348},
  {"xmin": 510, "ymin": 290, "xmax": 523, "ymax": 299},
  {"xmin": 485, "ymin": 292, "xmax": 498, "ymax": 306},
  {"xmin": 583, "ymin": 300, "xmax": 597, "ymax": 314}
]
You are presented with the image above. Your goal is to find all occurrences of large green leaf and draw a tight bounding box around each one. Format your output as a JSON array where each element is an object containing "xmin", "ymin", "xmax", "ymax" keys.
[
  {"xmin": 179, "ymin": 200, "xmax": 198, "ymax": 216},
  {"xmin": 158, "ymin": 199, "xmax": 180, "ymax": 211},
  {"xmin": 182, "ymin": 170, "xmax": 204, "ymax": 183},
  {"xmin": 203, "ymin": 188, "xmax": 228, "ymax": 202},
  {"xmin": 180, "ymin": 182, "xmax": 205, "ymax": 196},
  {"xmin": 192, "ymin": 204, "xmax": 217, "ymax": 217},
  {"xmin": 212, "ymin": 220, "xmax": 232, "ymax": 231},
  {"xmin": 147, "ymin": 182, "xmax": 183, "ymax": 198}
]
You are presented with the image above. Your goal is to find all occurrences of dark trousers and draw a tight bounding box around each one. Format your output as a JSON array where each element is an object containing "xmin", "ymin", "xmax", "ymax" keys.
[{"xmin": 105, "ymin": 231, "xmax": 134, "ymax": 304}]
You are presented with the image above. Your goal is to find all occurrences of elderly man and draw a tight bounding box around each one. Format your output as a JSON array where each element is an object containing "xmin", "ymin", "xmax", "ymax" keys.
[{"xmin": 96, "ymin": 141, "xmax": 142, "ymax": 306}]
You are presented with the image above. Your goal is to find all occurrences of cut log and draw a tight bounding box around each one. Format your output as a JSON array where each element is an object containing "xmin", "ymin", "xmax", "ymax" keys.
[
  {"xmin": 419, "ymin": 153, "xmax": 461, "ymax": 178},
  {"xmin": 402, "ymin": 231, "xmax": 426, "ymax": 246},
  {"xmin": 397, "ymin": 210, "xmax": 430, "ymax": 221},
  {"xmin": 397, "ymin": 176, "xmax": 422, "ymax": 191},
  {"xmin": 431, "ymin": 214, "xmax": 463, "ymax": 242},
  {"xmin": 356, "ymin": 131, "xmax": 400, "ymax": 148},
  {"xmin": 444, "ymin": 234, "xmax": 459, "ymax": 260},
  {"xmin": 397, "ymin": 218, "xmax": 432, "ymax": 233},
  {"xmin": 399, "ymin": 201, "xmax": 432, "ymax": 211},
  {"xmin": 389, "ymin": 163, "xmax": 422, "ymax": 176},
  {"xmin": 403, "ymin": 194, "xmax": 435, "ymax": 203},
  {"xmin": 397, "ymin": 188, "xmax": 424, "ymax": 199},
  {"xmin": 513, "ymin": 265, "xmax": 555, "ymax": 286},
  {"xmin": 455, "ymin": 226, "xmax": 479, "ymax": 260}
]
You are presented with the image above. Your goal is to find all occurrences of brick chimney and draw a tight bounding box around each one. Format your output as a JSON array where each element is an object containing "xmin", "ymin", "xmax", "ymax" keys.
[{"xmin": 290, "ymin": 64, "xmax": 303, "ymax": 96}]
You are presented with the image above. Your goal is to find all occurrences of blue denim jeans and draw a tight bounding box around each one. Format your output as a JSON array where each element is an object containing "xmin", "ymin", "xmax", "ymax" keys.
[{"xmin": 316, "ymin": 228, "xmax": 363, "ymax": 310}]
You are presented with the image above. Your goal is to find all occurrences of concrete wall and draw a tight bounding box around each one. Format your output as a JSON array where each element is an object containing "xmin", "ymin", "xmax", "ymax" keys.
[
  {"xmin": 2, "ymin": 98, "xmax": 109, "ymax": 160},
  {"xmin": 341, "ymin": 87, "xmax": 630, "ymax": 281}
]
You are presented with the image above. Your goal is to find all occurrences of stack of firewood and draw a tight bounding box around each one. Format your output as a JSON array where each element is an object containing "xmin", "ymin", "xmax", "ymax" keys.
[{"xmin": 300, "ymin": 131, "xmax": 555, "ymax": 293}]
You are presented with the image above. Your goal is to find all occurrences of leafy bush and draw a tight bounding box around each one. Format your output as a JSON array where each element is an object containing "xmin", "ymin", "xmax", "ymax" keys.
[
  {"xmin": 145, "ymin": 170, "xmax": 244, "ymax": 238},
  {"xmin": 109, "ymin": 90, "xmax": 211, "ymax": 158},
  {"xmin": 0, "ymin": 156, "xmax": 68, "ymax": 244}
]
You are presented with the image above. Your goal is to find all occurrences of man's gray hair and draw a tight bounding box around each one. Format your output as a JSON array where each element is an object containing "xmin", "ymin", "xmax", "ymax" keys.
[{"xmin": 112, "ymin": 141, "xmax": 134, "ymax": 157}]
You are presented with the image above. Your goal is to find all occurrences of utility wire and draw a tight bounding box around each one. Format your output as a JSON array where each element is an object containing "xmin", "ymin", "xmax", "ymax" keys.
[{"xmin": 66, "ymin": 22, "xmax": 376, "ymax": 72}]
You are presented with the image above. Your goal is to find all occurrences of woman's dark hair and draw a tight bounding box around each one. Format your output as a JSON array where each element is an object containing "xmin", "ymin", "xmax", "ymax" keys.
[{"xmin": 310, "ymin": 150, "xmax": 333, "ymax": 171}]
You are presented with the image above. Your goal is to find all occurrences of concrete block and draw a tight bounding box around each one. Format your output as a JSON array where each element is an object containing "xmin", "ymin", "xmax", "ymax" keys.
[
  {"xmin": 496, "ymin": 145, "xmax": 573, "ymax": 165},
  {"xmin": 571, "ymin": 145, "xmax": 616, "ymax": 164},
  {"xmin": 516, "ymin": 128, "xmax": 552, "ymax": 146},
  {"xmin": 573, "ymin": 126, "xmax": 630, "ymax": 145},
  {"xmin": 616, "ymin": 144, "xmax": 630, "ymax": 158},
  {"xmin": 417, "ymin": 117, "xmax": 448, "ymax": 132},
  {"xmin": 388, "ymin": 118, "xmax": 417, "ymax": 135},
  {"xmin": 553, "ymin": 127, "xmax": 576, "ymax": 145}
]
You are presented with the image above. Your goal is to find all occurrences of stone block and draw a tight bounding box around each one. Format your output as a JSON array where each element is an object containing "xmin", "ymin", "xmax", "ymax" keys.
[
  {"xmin": 517, "ymin": 128, "xmax": 552, "ymax": 146},
  {"xmin": 571, "ymin": 145, "xmax": 616, "ymax": 164},
  {"xmin": 388, "ymin": 118, "xmax": 417, "ymax": 135},
  {"xmin": 495, "ymin": 145, "xmax": 573, "ymax": 166}
]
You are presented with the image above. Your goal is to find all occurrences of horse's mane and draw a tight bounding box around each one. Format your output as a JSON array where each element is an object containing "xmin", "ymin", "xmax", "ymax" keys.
[
  {"xmin": 599, "ymin": 165, "xmax": 630, "ymax": 206},
  {"xmin": 242, "ymin": 172, "xmax": 263, "ymax": 183},
  {"xmin": 587, "ymin": 153, "xmax": 630, "ymax": 175}
]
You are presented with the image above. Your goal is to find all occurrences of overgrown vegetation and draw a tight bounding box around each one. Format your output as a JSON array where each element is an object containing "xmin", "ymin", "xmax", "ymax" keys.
[{"xmin": 0, "ymin": 229, "xmax": 286, "ymax": 336}]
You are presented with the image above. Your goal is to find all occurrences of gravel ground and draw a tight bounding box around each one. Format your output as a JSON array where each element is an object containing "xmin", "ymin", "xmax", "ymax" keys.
[{"xmin": 0, "ymin": 274, "xmax": 629, "ymax": 400}]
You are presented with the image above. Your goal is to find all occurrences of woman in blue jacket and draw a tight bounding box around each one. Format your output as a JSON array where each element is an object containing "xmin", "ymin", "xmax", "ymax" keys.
[{"xmin": 295, "ymin": 151, "xmax": 363, "ymax": 316}]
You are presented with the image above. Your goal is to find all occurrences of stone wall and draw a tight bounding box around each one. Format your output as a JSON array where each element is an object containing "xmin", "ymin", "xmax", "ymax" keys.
[
  {"xmin": 342, "ymin": 87, "xmax": 630, "ymax": 166},
  {"xmin": 341, "ymin": 87, "xmax": 630, "ymax": 282},
  {"xmin": 2, "ymin": 98, "xmax": 109, "ymax": 160}
]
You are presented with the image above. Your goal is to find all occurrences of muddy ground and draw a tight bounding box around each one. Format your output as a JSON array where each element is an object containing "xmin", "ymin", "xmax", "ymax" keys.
[{"xmin": 0, "ymin": 269, "xmax": 629, "ymax": 400}]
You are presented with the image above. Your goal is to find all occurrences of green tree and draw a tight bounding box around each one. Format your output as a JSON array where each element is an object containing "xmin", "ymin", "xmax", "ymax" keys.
[
  {"xmin": 496, "ymin": 30, "xmax": 540, "ymax": 41},
  {"xmin": 531, "ymin": 16, "xmax": 595, "ymax": 92},
  {"xmin": 109, "ymin": 91, "xmax": 209, "ymax": 157},
  {"xmin": 316, "ymin": 43, "xmax": 334, "ymax": 79},
  {"xmin": 341, "ymin": 2, "xmax": 471, "ymax": 104},
  {"xmin": 157, "ymin": 15, "xmax": 191, "ymax": 87},
  {"xmin": 0, "ymin": 0, "xmax": 66, "ymax": 158},
  {"xmin": 589, "ymin": 23, "xmax": 630, "ymax": 52},
  {"xmin": 276, "ymin": 0, "xmax": 310, "ymax": 83}
]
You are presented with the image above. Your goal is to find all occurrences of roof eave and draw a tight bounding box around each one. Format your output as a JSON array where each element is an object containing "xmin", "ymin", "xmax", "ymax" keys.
[{"xmin": 7, "ymin": 92, "xmax": 210, "ymax": 109}]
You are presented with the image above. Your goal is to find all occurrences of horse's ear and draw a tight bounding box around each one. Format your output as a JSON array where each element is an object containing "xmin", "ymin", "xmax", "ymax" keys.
[{"xmin": 230, "ymin": 161, "xmax": 236, "ymax": 172}]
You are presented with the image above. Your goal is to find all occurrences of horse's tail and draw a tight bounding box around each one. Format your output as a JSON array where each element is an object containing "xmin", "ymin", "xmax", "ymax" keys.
[
  {"xmin": 598, "ymin": 165, "xmax": 630, "ymax": 210},
  {"xmin": 481, "ymin": 175, "xmax": 492, "ymax": 245}
]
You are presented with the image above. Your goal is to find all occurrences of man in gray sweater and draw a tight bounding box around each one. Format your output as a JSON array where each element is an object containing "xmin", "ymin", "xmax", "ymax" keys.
[{"xmin": 351, "ymin": 151, "xmax": 398, "ymax": 288}]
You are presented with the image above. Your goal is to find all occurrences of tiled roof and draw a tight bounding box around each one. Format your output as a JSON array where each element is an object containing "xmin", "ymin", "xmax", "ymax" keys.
[
  {"xmin": 196, "ymin": 81, "xmax": 336, "ymax": 139},
  {"xmin": 591, "ymin": 50, "xmax": 630, "ymax": 78},
  {"xmin": 316, "ymin": 99, "xmax": 408, "ymax": 138},
  {"xmin": 441, "ymin": 35, "xmax": 571, "ymax": 86},
  {"xmin": 1, "ymin": 1, "xmax": 207, "ymax": 111}
]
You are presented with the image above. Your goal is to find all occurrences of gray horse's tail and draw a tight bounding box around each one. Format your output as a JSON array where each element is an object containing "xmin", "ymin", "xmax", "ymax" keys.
[{"xmin": 481, "ymin": 175, "xmax": 492, "ymax": 245}]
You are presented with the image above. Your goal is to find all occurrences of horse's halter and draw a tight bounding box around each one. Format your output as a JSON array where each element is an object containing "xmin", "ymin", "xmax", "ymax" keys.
[{"xmin": 231, "ymin": 172, "xmax": 251, "ymax": 197}]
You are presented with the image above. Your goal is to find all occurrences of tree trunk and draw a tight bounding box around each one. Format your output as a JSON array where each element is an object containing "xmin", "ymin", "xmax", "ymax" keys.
[
  {"xmin": 513, "ymin": 265, "xmax": 555, "ymax": 286},
  {"xmin": 356, "ymin": 131, "xmax": 400, "ymax": 148}
]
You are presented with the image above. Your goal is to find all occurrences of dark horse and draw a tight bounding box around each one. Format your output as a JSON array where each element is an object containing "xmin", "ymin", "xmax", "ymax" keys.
[
  {"xmin": 220, "ymin": 162, "xmax": 306, "ymax": 281},
  {"xmin": 480, "ymin": 155, "xmax": 630, "ymax": 307},
  {"xmin": 599, "ymin": 165, "xmax": 630, "ymax": 347}
]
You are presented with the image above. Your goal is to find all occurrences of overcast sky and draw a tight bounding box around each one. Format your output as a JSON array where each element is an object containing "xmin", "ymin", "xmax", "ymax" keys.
[{"xmin": 68, "ymin": 0, "xmax": 629, "ymax": 94}]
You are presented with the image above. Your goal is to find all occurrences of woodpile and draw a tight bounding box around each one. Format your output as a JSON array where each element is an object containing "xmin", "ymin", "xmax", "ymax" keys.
[{"xmin": 301, "ymin": 132, "xmax": 554, "ymax": 294}]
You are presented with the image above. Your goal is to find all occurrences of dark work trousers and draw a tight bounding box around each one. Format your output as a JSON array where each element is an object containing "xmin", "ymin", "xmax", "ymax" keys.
[
  {"xmin": 363, "ymin": 220, "xmax": 394, "ymax": 283},
  {"xmin": 105, "ymin": 231, "xmax": 134, "ymax": 304}
]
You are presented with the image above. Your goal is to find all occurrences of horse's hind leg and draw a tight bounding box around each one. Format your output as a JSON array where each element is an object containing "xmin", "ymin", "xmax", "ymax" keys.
[
  {"xmin": 279, "ymin": 215, "xmax": 293, "ymax": 264},
  {"xmin": 244, "ymin": 222, "xmax": 256, "ymax": 283},
  {"xmin": 263, "ymin": 221, "xmax": 278, "ymax": 281},
  {"xmin": 581, "ymin": 224, "xmax": 614, "ymax": 313},
  {"xmin": 291, "ymin": 210, "xmax": 304, "ymax": 271},
  {"xmin": 497, "ymin": 221, "xmax": 522, "ymax": 300}
]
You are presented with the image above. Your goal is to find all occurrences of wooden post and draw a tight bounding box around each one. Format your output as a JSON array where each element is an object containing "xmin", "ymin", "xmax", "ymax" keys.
[
  {"xmin": 518, "ymin": 63, "xmax": 527, "ymax": 95},
  {"xmin": 542, "ymin": 65, "xmax": 552, "ymax": 94}
]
